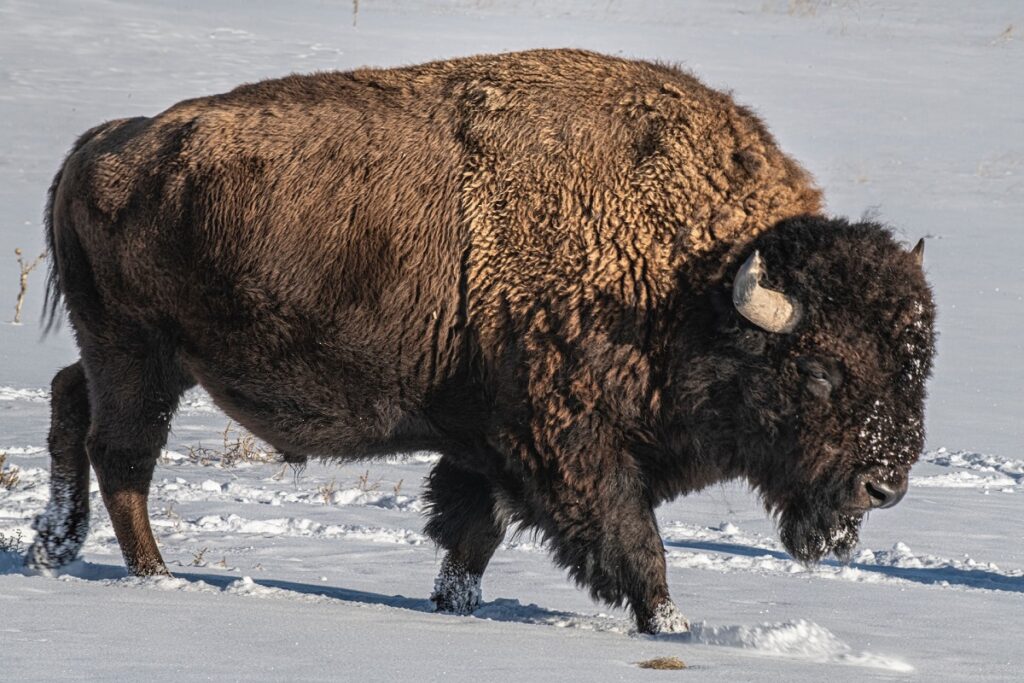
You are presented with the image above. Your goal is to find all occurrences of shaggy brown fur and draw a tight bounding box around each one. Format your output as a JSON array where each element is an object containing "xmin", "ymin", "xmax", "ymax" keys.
[{"xmin": 30, "ymin": 49, "xmax": 934, "ymax": 634}]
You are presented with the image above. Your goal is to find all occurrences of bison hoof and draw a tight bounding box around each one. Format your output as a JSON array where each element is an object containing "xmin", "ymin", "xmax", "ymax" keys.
[
  {"xmin": 643, "ymin": 600, "xmax": 691, "ymax": 635},
  {"xmin": 25, "ymin": 508, "xmax": 89, "ymax": 570},
  {"xmin": 431, "ymin": 558, "xmax": 483, "ymax": 615}
]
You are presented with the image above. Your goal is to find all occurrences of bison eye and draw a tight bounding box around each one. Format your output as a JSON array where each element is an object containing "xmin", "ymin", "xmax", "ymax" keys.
[{"xmin": 797, "ymin": 357, "xmax": 841, "ymax": 400}]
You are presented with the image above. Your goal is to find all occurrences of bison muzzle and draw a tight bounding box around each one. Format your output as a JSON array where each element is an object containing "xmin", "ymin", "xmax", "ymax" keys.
[{"xmin": 27, "ymin": 49, "xmax": 935, "ymax": 634}]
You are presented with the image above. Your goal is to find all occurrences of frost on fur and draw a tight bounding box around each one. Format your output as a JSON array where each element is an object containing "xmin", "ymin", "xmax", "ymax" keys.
[
  {"xmin": 431, "ymin": 557, "xmax": 483, "ymax": 615},
  {"xmin": 647, "ymin": 600, "xmax": 691, "ymax": 635},
  {"xmin": 25, "ymin": 478, "xmax": 88, "ymax": 569}
]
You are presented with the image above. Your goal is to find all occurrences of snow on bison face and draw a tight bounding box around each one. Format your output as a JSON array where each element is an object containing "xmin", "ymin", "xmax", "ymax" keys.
[{"xmin": 729, "ymin": 216, "xmax": 935, "ymax": 564}]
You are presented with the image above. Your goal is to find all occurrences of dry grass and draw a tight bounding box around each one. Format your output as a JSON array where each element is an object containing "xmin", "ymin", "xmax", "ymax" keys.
[
  {"xmin": 0, "ymin": 452, "xmax": 21, "ymax": 490},
  {"xmin": 992, "ymin": 24, "xmax": 1015, "ymax": 45},
  {"xmin": 357, "ymin": 469, "xmax": 382, "ymax": 492},
  {"xmin": 318, "ymin": 478, "xmax": 338, "ymax": 505},
  {"xmin": 0, "ymin": 528, "xmax": 24, "ymax": 553},
  {"xmin": 162, "ymin": 501, "xmax": 183, "ymax": 532},
  {"xmin": 636, "ymin": 656, "xmax": 687, "ymax": 670},
  {"xmin": 316, "ymin": 470, "xmax": 395, "ymax": 505},
  {"xmin": 187, "ymin": 421, "xmax": 277, "ymax": 467},
  {"xmin": 12, "ymin": 248, "xmax": 46, "ymax": 324},
  {"xmin": 272, "ymin": 461, "xmax": 307, "ymax": 483},
  {"xmin": 787, "ymin": 0, "xmax": 819, "ymax": 16},
  {"xmin": 190, "ymin": 547, "xmax": 209, "ymax": 567}
]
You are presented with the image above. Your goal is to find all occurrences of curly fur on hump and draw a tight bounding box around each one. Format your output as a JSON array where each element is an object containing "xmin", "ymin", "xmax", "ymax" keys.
[{"xmin": 39, "ymin": 49, "xmax": 933, "ymax": 633}]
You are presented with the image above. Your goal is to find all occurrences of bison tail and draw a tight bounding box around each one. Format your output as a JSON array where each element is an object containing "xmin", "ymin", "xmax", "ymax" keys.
[
  {"xmin": 42, "ymin": 162, "xmax": 67, "ymax": 334},
  {"xmin": 42, "ymin": 124, "xmax": 109, "ymax": 335}
]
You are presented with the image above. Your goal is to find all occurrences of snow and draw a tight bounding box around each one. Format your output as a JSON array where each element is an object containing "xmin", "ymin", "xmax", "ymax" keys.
[
  {"xmin": 1, "ymin": 0, "xmax": 1022, "ymax": 680},
  {"xmin": 3, "ymin": 421, "xmax": 1024, "ymax": 679},
  {"xmin": 689, "ymin": 620, "xmax": 913, "ymax": 672},
  {"xmin": 0, "ymin": 386, "xmax": 49, "ymax": 403}
]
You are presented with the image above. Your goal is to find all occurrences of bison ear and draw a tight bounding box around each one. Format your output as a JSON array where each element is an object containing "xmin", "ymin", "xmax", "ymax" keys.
[
  {"xmin": 710, "ymin": 285, "xmax": 741, "ymax": 333},
  {"xmin": 910, "ymin": 238, "xmax": 925, "ymax": 267}
]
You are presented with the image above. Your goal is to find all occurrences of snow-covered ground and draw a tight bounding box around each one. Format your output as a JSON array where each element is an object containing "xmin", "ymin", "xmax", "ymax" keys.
[{"xmin": 1, "ymin": 1, "xmax": 1022, "ymax": 680}]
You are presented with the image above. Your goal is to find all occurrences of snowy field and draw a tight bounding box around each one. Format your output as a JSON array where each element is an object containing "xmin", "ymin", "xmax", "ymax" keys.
[{"xmin": 1, "ymin": 0, "xmax": 1022, "ymax": 680}]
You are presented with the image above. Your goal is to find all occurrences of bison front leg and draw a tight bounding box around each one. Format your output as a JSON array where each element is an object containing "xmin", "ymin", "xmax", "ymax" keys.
[
  {"xmin": 537, "ymin": 459, "xmax": 688, "ymax": 635},
  {"xmin": 424, "ymin": 457, "xmax": 507, "ymax": 615}
]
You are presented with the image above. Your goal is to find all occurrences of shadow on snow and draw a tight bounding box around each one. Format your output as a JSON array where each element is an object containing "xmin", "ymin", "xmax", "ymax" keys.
[
  {"xmin": 5, "ymin": 535, "xmax": 1024, "ymax": 609},
  {"xmin": 663, "ymin": 539, "xmax": 1024, "ymax": 593},
  {"xmin": 0, "ymin": 549, "xmax": 625, "ymax": 630}
]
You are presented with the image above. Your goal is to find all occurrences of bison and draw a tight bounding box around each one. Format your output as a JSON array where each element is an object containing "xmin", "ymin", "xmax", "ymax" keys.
[{"xmin": 27, "ymin": 49, "xmax": 935, "ymax": 634}]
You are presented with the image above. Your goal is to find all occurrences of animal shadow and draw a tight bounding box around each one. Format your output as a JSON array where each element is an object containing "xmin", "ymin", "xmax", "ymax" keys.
[
  {"xmin": 663, "ymin": 538, "xmax": 1024, "ymax": 593},
  {"xmin": 1, "ymin": 553, "xmax": 627, "ymax": 631},
  {"xmin": 174, "ymin": 571, "xmax": 624, "ymax": 630}
]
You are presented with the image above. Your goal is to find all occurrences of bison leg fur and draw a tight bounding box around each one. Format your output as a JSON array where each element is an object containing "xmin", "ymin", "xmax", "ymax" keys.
[
  {"xmin": 26, "ymin": 362, "xmax": 93, "ymax": 570},
  {"xmin": 79, "ymin": 344, "xmax": 192, "ymax": 577},
  {"xmin": 424, "ymin": 458, "xmax": 507, "ymax": 614},
  {"xmin": 540, "ymin": 465, "xmax": 688, "ymax": 635}
]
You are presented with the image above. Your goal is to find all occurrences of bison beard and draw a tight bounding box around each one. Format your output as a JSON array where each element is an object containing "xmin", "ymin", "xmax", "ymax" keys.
[
  {"xmin": 779, "ymin": 502, "xmax": 861, "ymax": 565},
  {"xmin": 29, "ymin": 49, "xmax": 935, "ymax": 634}
]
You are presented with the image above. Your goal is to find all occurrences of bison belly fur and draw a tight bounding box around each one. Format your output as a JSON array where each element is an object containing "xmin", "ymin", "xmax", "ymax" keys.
[{"xmin": 30, "ymin": 48, "xmax": 936, "ymax": 635}]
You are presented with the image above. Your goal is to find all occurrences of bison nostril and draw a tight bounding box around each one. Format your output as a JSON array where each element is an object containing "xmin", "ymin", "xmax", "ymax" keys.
[{"xmin": 864, "ymin": 480, "xmax": 903, "ymax": 509}]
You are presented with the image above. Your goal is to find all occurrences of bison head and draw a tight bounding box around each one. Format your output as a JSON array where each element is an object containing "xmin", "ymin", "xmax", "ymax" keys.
[{"xmin": 722, "ymin": 216, "xmax": 935, "ymax": 564}]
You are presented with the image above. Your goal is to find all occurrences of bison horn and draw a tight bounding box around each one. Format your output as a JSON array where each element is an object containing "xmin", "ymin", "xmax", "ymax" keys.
[
  {"xmin": 732, "ymin": 250, "xmax": 802, "ymax": 334},
  {"xmin": 910, "ymin": 238, "xmax": 925, "ymax": 267}
]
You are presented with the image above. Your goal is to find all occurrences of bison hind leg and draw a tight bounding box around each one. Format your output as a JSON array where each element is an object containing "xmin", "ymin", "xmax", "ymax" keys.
[
  {"xmin": 26, "ymin": 362, "xmax": 93, "ymax": 570},
  {"xmin": 431, "ymin": 555, "xmax": 483, "ymax": 615},
  {"xmin": 78, "ymin": 338, "xmax": 193, "ymax": 577},
  {"xmin": 424, "ymin": 457, "xmax": 507, "ymax": 614}
]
